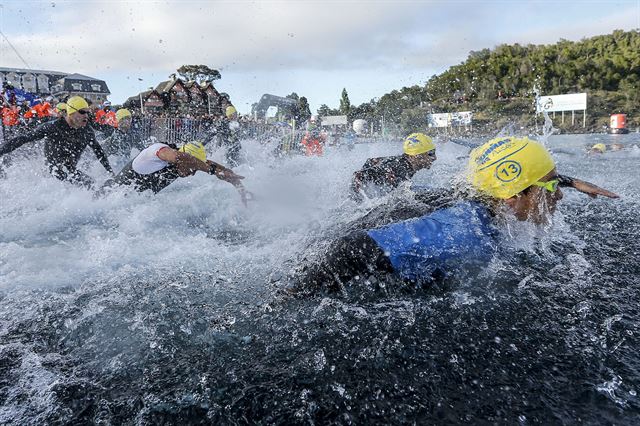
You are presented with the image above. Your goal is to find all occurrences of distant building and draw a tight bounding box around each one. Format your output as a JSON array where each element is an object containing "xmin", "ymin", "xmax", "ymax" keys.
[
  {"xmin": 125, "ymin": 76, "xmax": 223, "ymax": 116},
  {"xmin": 124, "ymin": 89, "xmax": 165, "ymax": 114},
  {"xmin": 0, "ymin": 67, "xmax": 110, "ymax": 104}
]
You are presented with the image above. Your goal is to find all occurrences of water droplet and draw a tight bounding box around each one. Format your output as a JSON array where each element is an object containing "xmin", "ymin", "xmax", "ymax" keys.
[{"xmin": 314, "ymin": 349, "xmax": 326, "ymax": 371}]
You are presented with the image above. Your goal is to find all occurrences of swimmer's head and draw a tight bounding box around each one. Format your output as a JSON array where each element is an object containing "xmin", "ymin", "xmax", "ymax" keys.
[
  {"xmin": 468, "ymin": 136, "xmax": 563, "ymax": 224},
  {"xmin": 403, "ymin": 133, "xmax": 435, "ymax": 156},
  {"xmin": 589, "ymin": 143, "xmax": 606, "ymax": 154},
  {"xmin": 403, "ymin": 133, "xmax": 436, "ymax": 168},
  {"xmin": 179, "ymin": 141, "xmax": 207, "ymax": 163},
  {"xmin": 116, "ymin": 108, "xmax": 132, "ymax": 131}
]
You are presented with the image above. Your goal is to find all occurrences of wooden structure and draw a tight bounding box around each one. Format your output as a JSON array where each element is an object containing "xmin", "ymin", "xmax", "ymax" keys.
[{"xmin": 125, "ymin": 77, "xmax": 224, "ymax": 116}]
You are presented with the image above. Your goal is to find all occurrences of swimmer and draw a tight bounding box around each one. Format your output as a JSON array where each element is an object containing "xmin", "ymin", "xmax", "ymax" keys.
[
  {"xmin": 293, "ymin": 136, "xmax": 619, "ymax": 295},
  {"xmin": 99, "ymin": 141, "xmax": 251, "ymax": 204},
  {"xmin": 101, "ymin": 108, "xmax": 148, "ymax": 158},
  {"xmin": 588, "ymin": 143, "xmax": 606, "ymax": 155},
  {"xmin": 0, "ymin": 96, "xmax": 114, "ymax": 188},
  {"xmin": 351, "ymin": 133, "xmax": 436, "ymax": 201}
]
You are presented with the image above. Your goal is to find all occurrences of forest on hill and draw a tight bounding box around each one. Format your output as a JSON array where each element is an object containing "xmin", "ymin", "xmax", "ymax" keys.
[{"xmin": 322, "ymin": 29, "xmax": 640, "ymax": 135}]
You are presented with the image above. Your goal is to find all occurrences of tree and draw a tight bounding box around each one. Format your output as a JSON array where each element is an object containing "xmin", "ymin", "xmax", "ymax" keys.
[
  {"xmin": 176, "ymin": 65, "xmax": 221, "ymax": 83},
  {"xmin": 297, "ymin": 97, "xmax": 311, "ymax": 122},
  {"xmin": 339, "ymin": 88, "xmax": 351, "ymax": 115},
  {"xmin": 317, "ymin": 104, "xmax": 331, "ymax": 117},
  {"xmin": 339, "ymin": 30, "xmax": 640, "ymax": 134},
  {"xmin": 286, "ymin": 92, "xmax": 300, "ymax": 101}
]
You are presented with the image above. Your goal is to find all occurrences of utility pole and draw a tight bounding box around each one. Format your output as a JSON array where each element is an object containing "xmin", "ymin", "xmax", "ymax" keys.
[{"xmin": 138, "ymin": 78, "xmax": 144, "ymax": 115}]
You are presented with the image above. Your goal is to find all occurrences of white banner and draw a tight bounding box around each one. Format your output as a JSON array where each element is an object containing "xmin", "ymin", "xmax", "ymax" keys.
[
  {"xmin": 536, "ymin": 93, "xmax": 587, "ymax": 113},
  {"xmin": 427, "ymin": 113, "xmax": 450, "ymax": 128},
  {"xmin": 451, "ymin": 111, "xmax": 473, "ymax": 126},
  {"xmin": 427, "ymin": 111, "xmax": 472, "ymax": 128},
  {"xmin": 321, "ymin": 115, "xmax": 348, "ymax": 126}
]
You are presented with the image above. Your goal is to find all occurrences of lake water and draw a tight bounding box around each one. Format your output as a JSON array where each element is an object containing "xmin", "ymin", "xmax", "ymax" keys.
[{"xmin": 1, "ymin": 132, "xmax": 639, "ymax": 424}]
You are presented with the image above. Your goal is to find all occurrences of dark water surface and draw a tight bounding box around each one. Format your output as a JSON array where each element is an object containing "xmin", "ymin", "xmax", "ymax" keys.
[{"xmin": 1, "ymin": 133, "xmax": 639, "ymax": 424}]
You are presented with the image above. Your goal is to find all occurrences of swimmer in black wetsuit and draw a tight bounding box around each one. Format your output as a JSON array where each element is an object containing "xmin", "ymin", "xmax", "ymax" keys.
[
  {"xmin": 293, "ymin": 136, "xmax": 619, "ymax": 296},
  {"xmin": 0, "ymin": 96, "xmax": 114, "ymax": 188},
  {"xmin": 101, "ymin": 108, "xmax": 148, "ymax": 158},
  {"xmin": 100, "ymin": 141, "xmax": 251, "ymax": 204},
  {"xmin": 351, "ymin": 133, "xmax": 436, "ymax": 201}
]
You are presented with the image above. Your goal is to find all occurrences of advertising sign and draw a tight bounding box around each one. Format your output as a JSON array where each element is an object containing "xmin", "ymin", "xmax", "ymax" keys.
[
  {"xmin": 536, "ymin": 93, "xmax": 587, "ymax": 113},
  {"xmin": 427, "ymin": 111, "xmax": 472, "ymax": 128},
  {"xmin": 321, "ymin": 115, "xmax": 348, "ymax": 126},
  {"xmin": 451, "ymin": 111, "xmax": 473, "ymax": 126},
  {"xmin": 427, "ymin": 113, "xmax": 450, "ymax": 128}
]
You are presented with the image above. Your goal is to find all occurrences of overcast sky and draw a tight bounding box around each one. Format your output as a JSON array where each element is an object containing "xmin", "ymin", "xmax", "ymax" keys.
[{"xmin": 1, "ymin": 0, "xmax": 639, "ymax": 114}]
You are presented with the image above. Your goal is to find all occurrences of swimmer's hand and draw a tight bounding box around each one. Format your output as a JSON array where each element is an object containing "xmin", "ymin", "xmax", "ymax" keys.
[
  {"xmin": 209, "ymin": 162, "xmax": 245, "ymax": 186},
  {"xmin": 570, "ymin": 177, "xmax": 620, "ymax": 199},
  {"xmin": 207, "ymin": 161, "xmax": 252, "ymax": 206}
]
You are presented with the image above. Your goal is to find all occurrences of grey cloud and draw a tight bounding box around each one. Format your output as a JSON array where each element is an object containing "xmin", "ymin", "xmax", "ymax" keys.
[
  {"xmin": 2, "ymin": 1, "xmax": 638, "ymax": 81},
  {"xmin": 1, "ymin": 1, "xmax": 430, "ymax": 73}
]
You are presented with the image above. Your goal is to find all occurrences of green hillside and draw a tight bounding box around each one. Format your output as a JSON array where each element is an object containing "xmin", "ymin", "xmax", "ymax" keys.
[{"xmin": 343, "ymin": 29, "xmax": 640, "ymax": 135}]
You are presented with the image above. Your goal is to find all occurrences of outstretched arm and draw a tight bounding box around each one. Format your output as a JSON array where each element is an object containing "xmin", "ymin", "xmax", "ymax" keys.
[
  {"xmin": 88, "ymin": 133, "xmax": 115, "ymax": 175},
  {"xmin": 559, "ymin": 175, "xmax": 619, "ymax": 199},
  {"xmin": 0, "ymin": 121, "xmax": 51, "ymax": 156},
  {"xmin": 206, "ymin": 159, "xmax": 252, "ymax": 206},
  {"xmin": 206, "ymin": 160, "xmax": 244, "ymax": 186},
  {"xmin": 158, "ymin": 148, "xmax": 250, "ymax": 204}
]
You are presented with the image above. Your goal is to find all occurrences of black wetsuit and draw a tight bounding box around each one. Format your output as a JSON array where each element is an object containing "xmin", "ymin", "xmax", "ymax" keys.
[
  {"xmin": 296, "ymin": 191, "xmax": 451, "ymax": 294},
  {"xmin": 299, "ymin": 231, "xmax": 394, "ymax": 293},
  {"xmin": 295, "ymin": 190, "xmax": 497, "ymax": 295},
  {"xmin": 102, "ymin": 127, "xmax": 147, "ymax": 158},
  {"xmin": 216, "ymin": 118, "xmax": 242, "ymax": 167},
  {"xmin": 101, "ymin": 160, "xmax": 181, "ymax": 194},
  {"xmin": 351, "ymin": 155, "xmax": 416, "ymax": 200},
  {"xmin": 0, "ymin": 117, "xmax": 113, "ymax": 187}
]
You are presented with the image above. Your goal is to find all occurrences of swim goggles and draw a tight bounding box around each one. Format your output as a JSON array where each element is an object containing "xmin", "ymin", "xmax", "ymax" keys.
[
  {"xmin": 530, "ymin": 175, "xmax": 574, "ymax": 193},
  {"xmin": 530, "ymin": 179, "xmax": 559, "ymax": 192}
]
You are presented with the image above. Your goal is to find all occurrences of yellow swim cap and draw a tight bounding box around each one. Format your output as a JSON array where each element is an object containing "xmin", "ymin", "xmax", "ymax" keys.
[
  {"xmin": 56, "ymin": 102, "xmax": 67, "ymax": 112},
  {"xmin": 179, "ymin": 142, "xmax": 207, "ymax": 162},
  {"xmin": 66, "ymin": 96, "xmax": 89, "ymax": 114},
  {"xmin": 591, "ymin": 143, "xmax": 606, "ymax": 152},
  {"xmin": 403, "ymin": 133, "xmax": 435, "ymax": 156},
  {"xmin": 225, "ymin": 105, "xmax": 237, "ymax": 119},
  {"xmin": 468, "ymin": 136, "xmax": 555, "ymax": 199},
  {"xmin": 115, "ymin": 108, "xmax": 132, "ymax": 122}
]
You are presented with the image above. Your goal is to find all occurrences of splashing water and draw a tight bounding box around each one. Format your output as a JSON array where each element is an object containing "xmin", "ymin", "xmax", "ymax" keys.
[{"xmin": 1, "ymin": 132, "xmax": 639, "ymax": 423}]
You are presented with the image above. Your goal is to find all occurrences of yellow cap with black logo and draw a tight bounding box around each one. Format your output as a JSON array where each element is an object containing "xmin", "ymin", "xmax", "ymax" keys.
[
  {"xmin": 179, "ymin": 141, "xmax": 207, "ymax": 162},
  {"xmin": 403, "ymin": 133, "xmax": 435, "ymax": 156},
  {"xmin": 66, "ymin": 96, "xmax": 89, "ymax": 114},
  {"xmin": 468, "ymin": 136, "xmax": 555, "ymax": 199}
]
